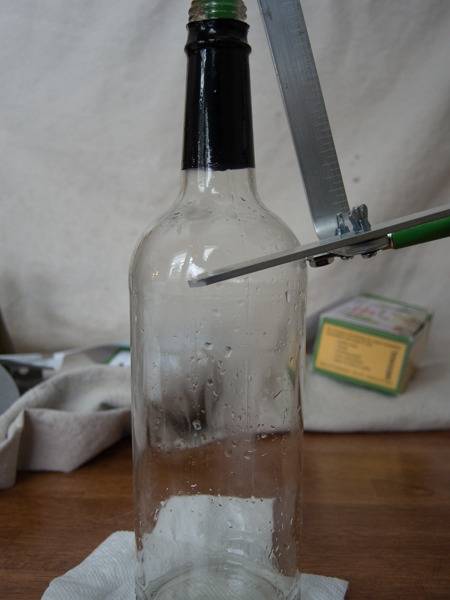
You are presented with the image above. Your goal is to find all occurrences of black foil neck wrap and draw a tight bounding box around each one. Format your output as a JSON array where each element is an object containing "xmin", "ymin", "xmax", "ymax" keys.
[{"xmin": 182, "ymin": 19, "xmax": 255, "ymax": 171}]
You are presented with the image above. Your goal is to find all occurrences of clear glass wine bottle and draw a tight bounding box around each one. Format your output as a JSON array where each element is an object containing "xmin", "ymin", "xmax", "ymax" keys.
[{"xmin": 130, "ymin": 3, "xmax": 307, "ymax": 598}]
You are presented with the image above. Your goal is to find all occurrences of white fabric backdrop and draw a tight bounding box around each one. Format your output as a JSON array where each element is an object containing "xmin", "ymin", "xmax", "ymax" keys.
[{"xmin": 1, "ymin": 0, "xmax": 449, "ymax": 353}]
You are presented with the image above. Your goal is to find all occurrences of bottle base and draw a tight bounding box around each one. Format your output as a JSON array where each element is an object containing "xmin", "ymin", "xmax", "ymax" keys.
[{"xmin": 137, "ymin": 560, "xmax": 286, "ymax": 600}]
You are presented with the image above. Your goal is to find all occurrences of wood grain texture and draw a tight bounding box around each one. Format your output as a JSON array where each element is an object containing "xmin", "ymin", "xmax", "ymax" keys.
[{"xmin": 1, "ymin": 432, "xmax": 449, "ymax": 599}]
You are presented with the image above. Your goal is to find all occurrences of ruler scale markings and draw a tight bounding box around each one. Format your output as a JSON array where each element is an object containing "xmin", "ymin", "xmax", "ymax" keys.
[{"xmin": 257, "ymin": 0, "xmax": 350, "ymax": 238}]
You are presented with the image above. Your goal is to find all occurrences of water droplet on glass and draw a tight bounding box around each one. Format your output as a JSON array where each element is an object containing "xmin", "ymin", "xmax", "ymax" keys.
[
  {"xmin": 192, "ymin": 420, "xmax": 202, "ymax": 431},
  {"xmin": 204, "ymin": 342, "xmax": 213, "ymax": 350},
  {"xmin": 224, "ymin": 346, "xmax": 232, "ymax": 358}
]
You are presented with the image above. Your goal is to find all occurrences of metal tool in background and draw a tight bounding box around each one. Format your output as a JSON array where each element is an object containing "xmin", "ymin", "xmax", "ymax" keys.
[{"xmin": 189, "ymin": 0, "xmax": 450, "ymax": 287}]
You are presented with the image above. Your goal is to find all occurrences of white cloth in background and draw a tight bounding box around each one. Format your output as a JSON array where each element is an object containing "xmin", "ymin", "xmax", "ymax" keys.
[
  {"xmin": 41, "ymin": 498, "xmax": 348, "ymax": 600},
  {"xmin": 0, "ymin": 366, "xmax": 130, "ymax": 489},
  {"xmin": 0, "ymin": 0, "xmax": 449, "ymax": 353},
  {"xmin": 1, "ymin": 361, "xmax": 449, "ymax": 489},
  {"xmin": 304, "ymin": 358, "xmax": 450, "ymax": 432}
]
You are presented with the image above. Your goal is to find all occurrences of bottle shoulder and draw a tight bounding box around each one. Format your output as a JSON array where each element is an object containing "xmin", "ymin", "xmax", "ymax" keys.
[{"xmin": 130, "ymin": 193, "xmax": 302, "ymax": 289}]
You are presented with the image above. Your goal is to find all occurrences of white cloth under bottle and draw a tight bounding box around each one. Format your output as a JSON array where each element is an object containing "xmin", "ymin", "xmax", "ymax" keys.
[{"xmin": 42, "ymin": 496, "xmax": 348, "ymax": 600}]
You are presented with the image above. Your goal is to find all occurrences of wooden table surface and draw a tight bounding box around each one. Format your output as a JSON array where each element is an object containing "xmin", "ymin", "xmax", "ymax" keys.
[{"xmin": 1, "ymin": 432, "xmax": 450, "ymax": 599}]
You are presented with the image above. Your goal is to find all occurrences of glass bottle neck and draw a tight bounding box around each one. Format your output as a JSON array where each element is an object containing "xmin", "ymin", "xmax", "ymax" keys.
[
  {"xmin": 182, "ymin": 19, "xmax": 255, "ymax": 172},
  {"xmin": 180, "ymin": 167, "xmax": 258, "ymax": 198}
]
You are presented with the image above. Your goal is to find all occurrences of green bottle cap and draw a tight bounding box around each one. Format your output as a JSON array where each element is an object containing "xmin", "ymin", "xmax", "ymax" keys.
[{"xmin": 189, "ymin": 0, "xmax": 247, "ymax": 22}]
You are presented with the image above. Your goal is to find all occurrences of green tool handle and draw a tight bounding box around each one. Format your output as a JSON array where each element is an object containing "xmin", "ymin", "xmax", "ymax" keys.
[{"xmin": 390, "ymin": 216, "xmax": 450, "ymax": 249}]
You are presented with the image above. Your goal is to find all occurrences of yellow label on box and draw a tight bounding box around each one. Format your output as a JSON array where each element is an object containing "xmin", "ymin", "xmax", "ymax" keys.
[{"xmin": 315, "ymin": 323, "xmax": 408, "ymax": 392}]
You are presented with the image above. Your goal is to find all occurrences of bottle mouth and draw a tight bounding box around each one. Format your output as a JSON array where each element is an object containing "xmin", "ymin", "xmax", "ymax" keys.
[{"xmin": 189, "ymin": 0, "xmax": 247, "ymax": 23}]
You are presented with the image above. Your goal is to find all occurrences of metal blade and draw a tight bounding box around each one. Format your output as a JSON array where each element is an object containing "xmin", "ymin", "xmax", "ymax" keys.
[
  {"xmin": 189, "ymin": 205, "xmax": 450, "ymax": 287},
  {"xmin": 257, "ymin": 0, "xmax": 350, "ymax": 239}
]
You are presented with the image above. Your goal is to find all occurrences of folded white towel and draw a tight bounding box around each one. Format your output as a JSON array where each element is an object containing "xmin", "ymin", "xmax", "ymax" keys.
[
  {"xmin": 42, "ymin": 531, "xmax": 348, "ymax": 600},
  {"xmin": 0, "ymin": 366, "xmax": 130, "ymax": 489},
  {"xmin": 42, "ymin": 495, "xmax": 348, "ymax": 600}
]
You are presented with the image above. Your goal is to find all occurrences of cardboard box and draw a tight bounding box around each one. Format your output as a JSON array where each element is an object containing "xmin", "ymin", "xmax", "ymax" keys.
[{"xmin": 313, "ymin": 294, "xmax": 433, "ymax": 395}]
